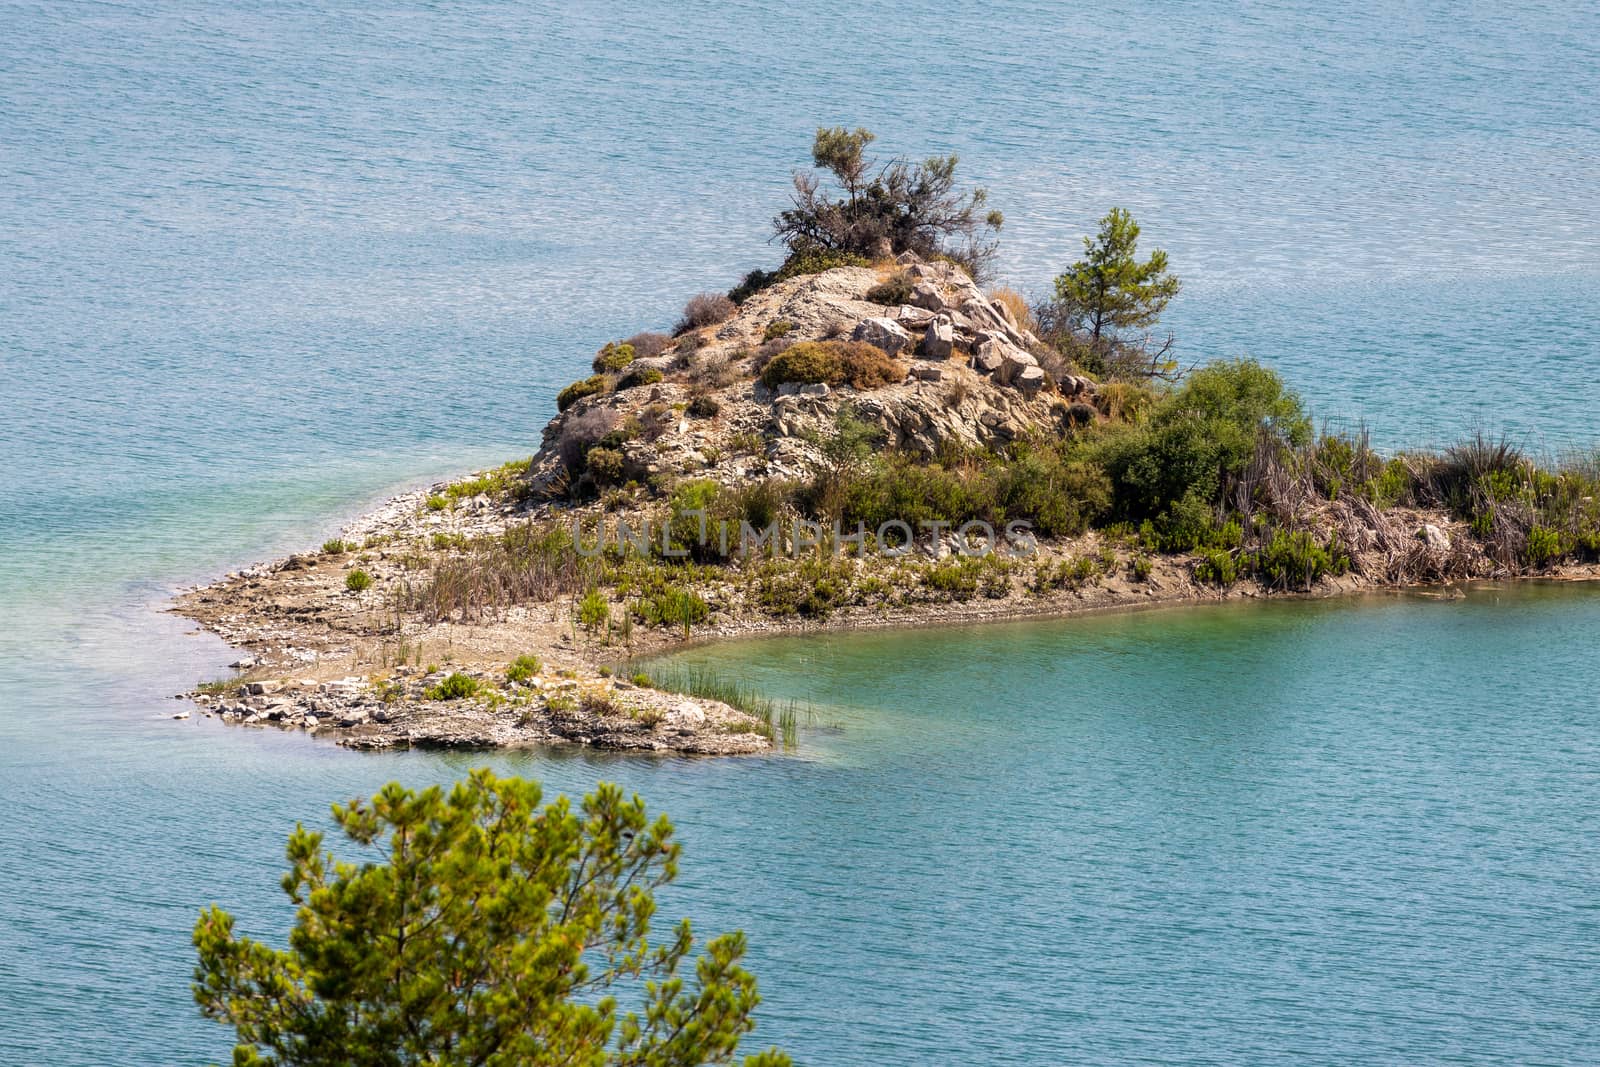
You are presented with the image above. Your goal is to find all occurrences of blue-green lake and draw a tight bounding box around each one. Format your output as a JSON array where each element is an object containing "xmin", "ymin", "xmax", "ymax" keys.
[{"xmin": 3, "ymin": 0, "xmax": 1599, "ymax": 1062}]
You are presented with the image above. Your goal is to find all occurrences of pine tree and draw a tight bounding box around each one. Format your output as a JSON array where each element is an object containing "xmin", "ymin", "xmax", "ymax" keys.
[
  {"xmin": 1050, "ymin": 208, "xmax": 1180, "ymax": 347},
  {"xmin": 194, "ymin": 770, "xmax": 789, "ymax": 1067}
]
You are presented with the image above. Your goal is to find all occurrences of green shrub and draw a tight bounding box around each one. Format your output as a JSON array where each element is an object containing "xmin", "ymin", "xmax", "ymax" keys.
[
  {"xmin": 619, "ymin": 365, "xmax": 664, "ymax": 390},
  {"xmin": 344, "ymin": 569, "xmax": 373, "ymax": 592},
  {"xmin": 1525, "ymin": 525, "xmax": 1563, "ymax": 568},
  {"xmin": 424, "ymin": 494, "xmax": 449, "ymax": 512},
  {"xmin": 630, "ymin": 672, "xmax": 653, "ymax": 688},
  {"xmin": 634, "ymin": 587, "xmax": 709, "ymax": 632},
  {"xmin": 1253, "ymin": 529, "xmax": 1350, "ymax": 591},
  {"xmin": 584, "ymin": 447, "xmax": 625, "ymax": 486},
  {"xmin": 577, "ymin": 588, "xmax": 610, "ymax": 632},
  {"xmin": 322, "ymin": 539, "xmax": 350, "ymax": 555},
  {"xmin": 687, "ymin": 394, "xmax": 721, "ymax": 419},
  {"xmin": 760, "ymin": 341, "xmax": 840, "ymax": 388},
  {"xmin": 1193, "ymin": 549, "xmax": 1238, "ymax": 587},
  {"xmin": 763, "ymin": 319, "xmax": 795, "ymax": 342},
  {"xmin": 505, "ymin": 655, "xmax": 541, "ymax": 684},
  {"xmin": 424, "ymin": 672, "xmax": 480, "ymax": 701},
  {"xmin": 592, "ymin": 342, "xmax": 635, "ymax": 374},
  {"xmin": 759, "ymin": 340, "xmax": 900, "ymax": 390},
  {"xmin": 865, "ymin": 271, "xmax": 914, "ymax": 305},
  {"xmin": 556, "ymin": 375, "xmax": 609, "ymax": 412},
  {"xmin": 1097, "ymin": 360, "xmax": 1309, "ymax": 526},
  {"xmin": 1131, "ymin": 555, "xmax": 1153, "ymax": 581}
]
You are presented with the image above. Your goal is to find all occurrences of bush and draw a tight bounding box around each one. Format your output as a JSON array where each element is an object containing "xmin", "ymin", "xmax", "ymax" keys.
[
  {"xmin": 1097, "ymin": 360, "xmax": 1308, "ymax": 525},
  {"xmin": 686, "ymin": 393, "xmax": 721, "ymax": 419},
  {"xmin": 1526, "ymin": 525, "xmax": 1563, "ymax": 568},
  {"xmin": 424, "ymin": 672, "xmax": 480, "ymax": 701},
  {"xmin": 345, "ymin": 569, "xmax": 373, "ymax": 592},
  {"xmin": 617, "ymin": 365, "xmax": 664, "ymax": 391},
  {"xmin": 1254, "ymin": 528, "xmax": 1350, "ymax": 591},
  {"xmin": 1193, "ymin": 549, "xmax": 1238, "ymax": 587},
  {"xmin": 763, "ymin": 319, "xmax": 794, "ymax": 342},
  {"xmin": 676, "ymin": 292, "xmax": 736, "ymax": 334},
  {"xmin": 760, "ymin": 342, "xmax": 840, "ymax": 388},
  {"xmin": 584, "ymin": 447, "xmax": 625, "ymax": 486},
  {"xmin": 623, "ymin": 331, "xmax": 672, "ymax": 359},
  {"xmin": 322, "ymin": 539, "xmax": 350, "ymax": 555},
  {"xmin": 773, "ymin": 127, "xmax": 1003, "ymax": 280},
  {"xmin": 577, "ymin": 588, "xmax": 610, "ymax": 632},
  {"xmin": 865, "ymin": 271, "xmax": 914, "ymax": 305},
  {"xmin": 759, "ymin": 340, "xmax": 900, "ymax": 391},
  {"xmin": 556, "ymin": 374, "xmax": 609, "ymax": 412},
  {"xmin": 634, "ymin": 587, "xmax": 709, "ymax": 632},
  {"xmin": 592, "ymin": 342, "xmax": 635, "ymax": 374},
  {"xmin": 505, "ymin": 654, "xmax": 541, "ymax": 684}
]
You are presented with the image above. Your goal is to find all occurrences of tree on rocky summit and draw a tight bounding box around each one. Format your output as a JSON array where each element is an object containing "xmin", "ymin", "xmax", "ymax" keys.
[
  {"xmin": 774, "ymin": 126, "xmax": 1004, "ymax": 280},
  {"xmin": 1041, "ymin": 208, "xmax": 1181, "ymax": 378},
  {"xmin": 193, "ymin": 769, "xmax": 789, "ymax": 1067}
]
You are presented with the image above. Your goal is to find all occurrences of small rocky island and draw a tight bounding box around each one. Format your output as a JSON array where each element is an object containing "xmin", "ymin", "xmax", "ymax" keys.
[{"xmin": 174, "ymin": 130, "xmax": 1600, "ymax": 754}]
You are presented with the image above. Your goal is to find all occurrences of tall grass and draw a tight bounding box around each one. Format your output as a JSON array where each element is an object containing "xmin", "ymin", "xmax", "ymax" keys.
[{"xmin": 632, "ymin": 662, "xmax": 808, "ymax": 748}]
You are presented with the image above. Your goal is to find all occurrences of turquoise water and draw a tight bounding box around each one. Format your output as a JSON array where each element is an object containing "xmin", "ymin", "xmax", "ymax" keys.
[{"xmin": 2, "ymin": 1, "xmax": 1599, "ymax": 1062}]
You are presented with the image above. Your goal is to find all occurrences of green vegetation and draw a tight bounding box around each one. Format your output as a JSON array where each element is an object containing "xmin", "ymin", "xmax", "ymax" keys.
[
  {"xmin": 344, "ymin": 568, "xmax": 373, "ymax": 592},
  {"xmin": 557, "ymin": 374, "xmax": 610, "ymax": 412},
  {"xmin": 1037, "ymin": 207, "xmax": 1180, "ymax": 379},
  {"xmin": 865, "ymin": 271, "xmax": 914, "ymax": 305},
  {"xmin": 578, "ymin": 588, "xmax": 610, "ymax": 632},
  {"xmin": 505, "ymin": 654, "xmax": 541, "ymax": 685},
  {"xmin": 439, "ymin": 458, "xmax": 535, "ymax": 503},
  {"xmin": 762, "ymin": 319, "xmax": 794, "ymax": 342},
  {"xmin": 321, "ymin": 538, "xmax": 350, "ymax": 555},
  {"xmin": 758, "ymin": 340, "xmax": 900, "ymax": 390},
  {"xmin": 193, "ymin": 770, "xmax": 788, "ymax": 1066},
  {"xmin": 424, "ymin": 672, "xmax": 480, "ymax": 701},
  {"xmin": 592, "ymin": 341, "xmax": 635, "ymax": 373},
  {"xmin": 773, "ymin": 126, "xmax": 1003, "ymax": 281},
  {"xmin": 635, "ymin": 663, "xmax": 793, "ymax": 741}
]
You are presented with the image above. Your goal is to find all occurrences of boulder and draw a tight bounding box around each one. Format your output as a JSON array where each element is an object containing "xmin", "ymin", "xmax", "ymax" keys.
[
  {"xmin": 892, "ymin": 305, "xmax": 937, "ymax": 329},
  {"xmin": 921, "ymin": 316, "xmax": 956, "ymax": 360},
  {"xmin": 997, "ymin": 346, "xmax": 1039, "ymax": 387},
  {"xmin": 1419, "ymin": 523, "xmax": 1450, "ymax": 549},
  {"xmin": 851, "ymin": 317, "xmax": 911, "ymax": 355},
  {"xmin": 971, "ymin": 338, "xmax": 1006, "ymax": 375},
  {"xmin": 909, "ymin": 282, "xmax": 945, "ymax": 311},
  {"xmin": 797, "ymin": 382, "xmax": 831, "ymax": 397},
  {"xmin": 911, "ymin": 364, "xmax": 944, "ymax": 382},
  {"xmin": 1014, "ymin": 365, "xmax": 1046, "ymax": 397}
]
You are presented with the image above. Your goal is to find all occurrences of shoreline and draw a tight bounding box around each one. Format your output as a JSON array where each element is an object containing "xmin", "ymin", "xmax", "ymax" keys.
[{"xmin": 169, "ymin": 473, "xmax": 1600, "ymax": 757}]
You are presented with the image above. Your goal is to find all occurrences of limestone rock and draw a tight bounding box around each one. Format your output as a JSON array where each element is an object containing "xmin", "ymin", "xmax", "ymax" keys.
[
  {"xmin": 911, "ymin": 364, "xmax": 944, "ymax": 382},
  {"xmin": 909, "ymin": 282, "xmax": 945, "ymax": 311},
  {"xmin": 1014, "ymin": 365, "xmax": 1046, "ymax": 397},
  {"xmin": 1419, "ymin": 523, "xmax": 1450, "ymax": 549},
  {"xmin": 851, "ymin": 316, "xmax": 911, "ymax": 355},
  {"xmin": 922, "ymin": 316, "xmax": 955, "ymax": 360}
]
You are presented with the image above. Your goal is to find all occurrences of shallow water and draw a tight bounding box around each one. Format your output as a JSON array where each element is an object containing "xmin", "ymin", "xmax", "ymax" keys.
[{"xmin": 3, "ymin": 0, "xmax": 1599, "ymax": 1062}]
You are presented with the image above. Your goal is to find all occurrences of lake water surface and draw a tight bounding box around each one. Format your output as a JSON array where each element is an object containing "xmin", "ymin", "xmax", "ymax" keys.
[{"xmin": 3, "ymin": 1, "xmax": 1598, "ymax": 1062}]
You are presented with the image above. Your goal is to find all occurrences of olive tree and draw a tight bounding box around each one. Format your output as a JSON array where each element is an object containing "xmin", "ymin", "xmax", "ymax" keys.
[{"xmin": 194, "ymin": 770, "xmax": 789, "ymax": 1067}]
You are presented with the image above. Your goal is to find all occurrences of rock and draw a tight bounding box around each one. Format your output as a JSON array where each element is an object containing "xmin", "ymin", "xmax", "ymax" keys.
[
  {"xmin": 229, "ymin": 657, "xmax": 257, "ymax": 670},
  {"xmin": 997, "ymin": 346, "xmax": 1039, "ymax": 387},
  {"xmin": 798, "ymin": 382, "xmax": 831, "ymax": 397},
  {"xmin": 304, "ymin": 715, "xmax": 320, "ymax": 728},
  {"xmin": 892, "ymin": 305, "xmax": 937, "ymax": 329},
  {"xmin": 1014, "ymin": 365, "xmax": 1046, "ymax": 397},
  {"xmin": 245, "ymin": 680, "xmax": 282, "ymax": 696},
  {"xmin": 921, "ymin": 316, "xmax": 955, "ymax": 360},
  {"xmin": 909, "ymin": 282, "xmax": 944, "ymax": 311},
  {"xmin": 895, "ymin": 250, "xmax": 923, "ymax": 266},
  {"xmin": 172, "ymin": 710, "xmax": 190, "ymax": 720},
  {"xmin": 1419, "ymin": 524, "xmax": 1450, "ymax": 549},
  {"xmin": 851, "ymin": 317, "xmax": 911, "ymax": 355},
  {"xmin": 971, "ymin": 338, "xmax": 1006, "ymax": 375},
  {"xmin": 911, "ymin": 364, "xmax": 944, "ymax": 382},
  {"xmin": 777, "ymin": 382, "xmax": 802, "ymax": 397},
  {"xmin": 668, "ymin": 701, "xmax": 706, "ymax": 729}
]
